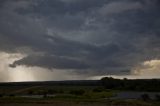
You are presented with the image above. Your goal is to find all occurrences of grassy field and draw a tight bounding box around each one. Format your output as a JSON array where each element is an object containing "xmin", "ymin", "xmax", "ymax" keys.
[
  {"xmin": 0, "ymin": 85, "xmax": 115, "ymax": 99},
  {"xmin": 0, "ymin": 97, "xmax": 159, "ymax": 106},
  {"xmin": 0, "ymin": 82, "xmax": 160, "ymax": 106}
]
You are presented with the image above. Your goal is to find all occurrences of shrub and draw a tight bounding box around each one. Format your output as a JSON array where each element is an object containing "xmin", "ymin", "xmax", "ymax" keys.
[
  {"xmin": 28, "ymin": 90, "xmax": 34, "ymax": 95},
  {"xmin": 43, "ymin": 92, "xmax": 48, "ymax": 98},
  {"xmin": 70, "ymin": 89, "xmax": 85, "ymax": 95},
  {"xmin": 0, "ymin": 94, "xmax": 4, "ymax": 97},
  {"xmin": 92, "ymin": 87, "xmax": 104, "ymax": 92},
  {"xmin": 155, "ymin": 94, "xmax": 160, "ymax": 101},
  {"xmin": 47, "ymin": 89, "xmax": 56, "ymax": 94},
  {"xmin": 141, "ymin": 94, "xmax": 150, "ymax": 101},
  {"xmin": 9, "ymin": 94, "xmax": 15, "ymax": 97}
]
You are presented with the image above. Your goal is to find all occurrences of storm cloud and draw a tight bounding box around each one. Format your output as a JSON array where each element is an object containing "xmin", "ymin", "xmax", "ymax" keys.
[{"xmin": 0, "ymin": 0, "xmax": 160, "ymax": 81}]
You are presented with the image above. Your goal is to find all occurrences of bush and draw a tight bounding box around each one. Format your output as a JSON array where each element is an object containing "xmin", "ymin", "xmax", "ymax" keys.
[
  {"xmin": 141, "ymin": 94, "xmax": 150, "ymax": 101},
  {"xmin": 9, "ymin": 94, "xmax": 15, "ymax": 97},
  {"xmin": 70, "ymin": 89, "xmax": 85, "ymax": 95},
  {"xmin": 28, "ymin": 90, "xmax": 34, "ymax": 95},
  {"xmin": 0, "ymin": 94, "xmax": 4, "ymax": 97},
  {"xmin": 58, "ymin": 90, "xmax": 64, "ymax": 94},
  {"xmin": 47, "ymin": 89, "xmax": 56, "ymax": 94},
  {"xmin": 155, "ymin": 94, "xmax": 160, "ymax": 101},
  {"xmin": 43, "ymin": 92, "xmax": 48, "ymax": 98},
  {"xmin": 92, "ymin": 87, "xmax": 104, "ymax": 92}
]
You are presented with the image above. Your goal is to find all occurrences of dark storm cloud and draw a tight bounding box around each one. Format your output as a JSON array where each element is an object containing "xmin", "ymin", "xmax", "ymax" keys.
[
  {"xmin": 10, "ymin": 55, "xmax": 90, "ymax": 69},
  {"xmin": 0, "ymin": 0, "xmax": 160, "ymax": 75}
]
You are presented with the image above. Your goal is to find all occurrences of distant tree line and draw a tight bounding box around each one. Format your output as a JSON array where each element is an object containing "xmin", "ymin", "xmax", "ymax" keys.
[{"xmin": 100, "ymin": 77, "xmax": 160, "ymax": 92}]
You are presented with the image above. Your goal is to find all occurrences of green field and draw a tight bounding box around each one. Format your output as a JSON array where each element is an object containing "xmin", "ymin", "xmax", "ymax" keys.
[{"xmin": 0, "ymin": 83, "xmax": 160, "ymax": 106}]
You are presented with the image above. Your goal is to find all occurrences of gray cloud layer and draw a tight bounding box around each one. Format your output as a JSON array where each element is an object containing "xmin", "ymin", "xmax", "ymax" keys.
[{"xmin": 0, "ymin": 0, "xmax": 160, "ymax": 76}]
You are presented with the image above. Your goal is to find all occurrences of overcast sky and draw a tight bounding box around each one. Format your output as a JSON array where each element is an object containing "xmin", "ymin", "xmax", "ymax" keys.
[{"xmin": 0, "ymin": 0, "xmax": 160, "ymax": 82}]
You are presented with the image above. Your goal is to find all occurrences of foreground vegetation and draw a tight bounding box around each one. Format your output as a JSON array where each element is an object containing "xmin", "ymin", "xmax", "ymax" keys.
[
  {"xmin": 0, "ymin": 78, "xmax": 160, "ymax": 106},
  {"xmin": 0, "ymin": 96, "xmax": 160, "ymax": 106}
]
